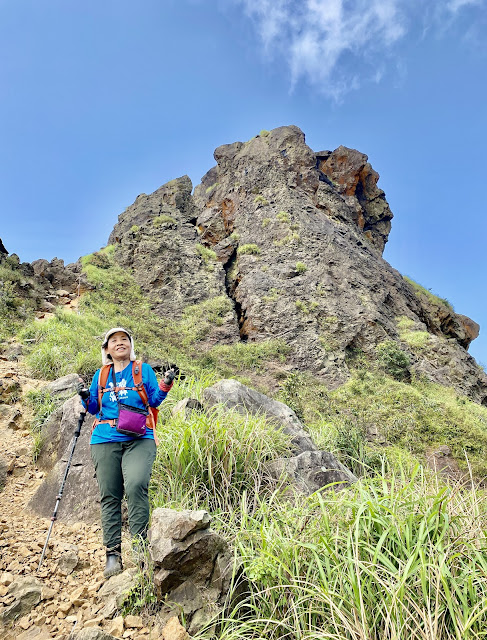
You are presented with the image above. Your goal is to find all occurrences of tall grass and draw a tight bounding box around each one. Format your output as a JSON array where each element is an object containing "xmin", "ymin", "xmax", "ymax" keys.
[
  {"xmin": 207, "ymin": 465, "xmax": 487, "ymax": 640},
  {"xmin": 151, "ymin": 399, "xmax": 293, "ymax": 513}
]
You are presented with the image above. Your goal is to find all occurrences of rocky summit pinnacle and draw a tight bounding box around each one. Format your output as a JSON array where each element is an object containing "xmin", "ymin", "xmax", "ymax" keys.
[{"xmin": 105, "ymin": 125, "xmax": 486, "ymax": 403}]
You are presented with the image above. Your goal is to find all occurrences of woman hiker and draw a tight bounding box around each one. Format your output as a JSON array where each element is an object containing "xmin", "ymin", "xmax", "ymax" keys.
[{"xmin": 76, "ymin": 327, "xmax": 175, "ymax": 578}]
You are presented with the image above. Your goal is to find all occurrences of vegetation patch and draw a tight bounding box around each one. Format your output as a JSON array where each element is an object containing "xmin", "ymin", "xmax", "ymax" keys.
[
  {"xmin": 205, "ymin": 182, "xmax": 219, "ymax": 194},
  {"xmin": 196, "ymin": 244, "xmax": 217, "ymax": 265},
  {"xmin": 404, "ymin": 276, "xmax": 454, "ymax": 311},
  {"xmin": 295, "ymin": 261, "xmax": 307, "ymax": 274},
  {"xmin": 276, "ymin": 211, "xmax": 290, "ymax": 224},
  {"xmin": 153, "ymin": 214, "xmax": 176, "ymax": 227},
  {"xmin": 375, "ymin": 339, "xmax": 410, "ymax": 381},
  {"xmin": 0, "ymin": 256, "xmax": 38, "ymax": 341},
  {"xmin": 237, "ymin": 244, "xmax": 261, "ymax": 256},
  {"xmin": 253, "ymin": 195, "xmax": 269, "ymax": 206}
]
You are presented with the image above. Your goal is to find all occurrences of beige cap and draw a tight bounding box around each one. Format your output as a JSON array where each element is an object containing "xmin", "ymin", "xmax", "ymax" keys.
[{"xmin": 101, "ymin": 327, "xmax": 136, "ymax": 365}]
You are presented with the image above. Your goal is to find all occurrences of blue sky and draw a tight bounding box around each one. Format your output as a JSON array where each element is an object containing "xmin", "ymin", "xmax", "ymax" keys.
[{"xmin": 1, "ymin": 0, "xmax": 486, "ymax": 365}]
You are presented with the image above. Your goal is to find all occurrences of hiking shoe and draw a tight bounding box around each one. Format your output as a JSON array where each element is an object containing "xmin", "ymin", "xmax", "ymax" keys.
[{"xmin": 104, "ymin": 551, "xmax": 123, "ymax": 578}]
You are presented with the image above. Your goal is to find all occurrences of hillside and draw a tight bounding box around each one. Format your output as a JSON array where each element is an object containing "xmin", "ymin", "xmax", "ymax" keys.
[{"xmin": 1, "ymin": 125, "xmax": 487, "ymax": 639}]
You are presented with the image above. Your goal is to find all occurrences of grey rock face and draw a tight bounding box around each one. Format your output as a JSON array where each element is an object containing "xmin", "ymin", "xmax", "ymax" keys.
[
  {"xmin": 45, "ymin": 374, "xmax": 80, "ymax": 398},
  {"xmin": 148, "ymin": 508, "xmax": 238, "ymax": 634},
  {"xmin": 28, "ymin": 396, "xmax": 99, "ymax": 523},
  {"xmin": 107, "ymin": 176, "xmax": 240, "ymax": 344},
  {"xmin": 203, "ymin": 379, "xmax": 316, "ymax": 453},
  {"xmin": 266, "ymin": 451, "xmax": 358, "ymax": 494},
  {"xmin": 203, "ymin": 378, "xmax": 356, "ymax": 494},
  {"xmin": 1, "ymin": 577, "xmax": 43, "ymax": 623},
  {"xmin": 189, "ymin": 125, "xmax": 486, "ymax": 401}
]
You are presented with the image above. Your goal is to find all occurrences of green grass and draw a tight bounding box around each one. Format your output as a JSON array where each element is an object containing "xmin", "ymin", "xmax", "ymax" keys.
[
  {"xmin": 237, "ymin": 244, "xmax": 261, "ymax": 256},
  {"xmin": 151, "ymin": 398, "xmax": 292, "ymax": 513},
  {"xmin": 24, "ymin": 388, "xmax": 64, "ymax": 461},
  {"xmin": 196, "ymin": 243, "xmax": 218, "ymax": 265},
  {"xmin": 404, "ymin": 276, "xmax": 454, "ymax": 311},
  {"xmin": 276, "ymin": 211, "xmax": 291, "ymax": 224},
  {"xmin": 211, "ymin": 467, "xmax": 487, "ymax": 640},
  {"xmin": 291, "ymin": 370, "xmax": 487, "ymax": 477},
  {"xmin": 0, "ymin": 257, "xmax": 39, "ymax": 342},
  {"xmin": 199, "ymin": 339, "xmax": 289, "ymax": 376},
  {"xmin": 153, "ymin": 214, "xmax": 176, "ymax": 227}
]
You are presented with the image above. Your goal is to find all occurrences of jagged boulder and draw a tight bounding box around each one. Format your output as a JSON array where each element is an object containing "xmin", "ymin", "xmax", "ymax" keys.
[
  {"xmin": 316, "ymin": 145, "xmax": 393, "ymax": 253},
  {"xmin": 0, "ymin": 576, "xmax": 43, "ymax": 623},
  {"xmin": 266, "ymin": 450, "xmax": 357, "ymax": 494},
  {"xmin": 203, "ymin": 379, "xmax": 316, "ymax": 453},
  {"xmin": 28, "ymin": 395, "xmax": 99, "ymax": 523},
  {"xmin": 148, "ymin": 508, "xmax": 239, "ymax": 634},
  {"xmin": 202, "ymin": 379, "xmax": 357, "ymax": 493},
  {"xmin": 45, "ymin": 374, "xmax": 80, "ymax": 398}
]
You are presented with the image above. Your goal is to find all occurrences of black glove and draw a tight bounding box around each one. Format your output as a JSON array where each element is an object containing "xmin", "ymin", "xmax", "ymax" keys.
[
  {"xmin": 163, "ymin": 364, "xmax": 179, "ymax": 385},
  {"xmin": 76, "ymin": 381, "xmax": 90, "ymax": 401}
]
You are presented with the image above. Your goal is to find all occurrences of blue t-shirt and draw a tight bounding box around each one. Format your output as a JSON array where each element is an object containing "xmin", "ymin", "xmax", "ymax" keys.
[{"xmin": 83, "ymin": 362, "xmax": 168, "ymax": 444}]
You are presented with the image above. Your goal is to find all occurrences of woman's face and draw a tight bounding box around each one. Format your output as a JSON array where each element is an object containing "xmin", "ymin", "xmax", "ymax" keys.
[{"xmin": 106, "ymin": 331, "xmax": 131, "ymax": 361}]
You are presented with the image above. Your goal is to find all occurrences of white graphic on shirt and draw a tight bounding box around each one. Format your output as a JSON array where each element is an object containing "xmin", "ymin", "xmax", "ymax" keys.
[{"xmin": 109, "ymin": 378, "xmax": 128, "ymax": 403}]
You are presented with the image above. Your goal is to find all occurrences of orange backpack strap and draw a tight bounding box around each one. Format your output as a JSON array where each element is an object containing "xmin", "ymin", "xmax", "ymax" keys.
[
  {"xmin": 97, "ymin": 364, "xmax": 113, "ymax": 414},
  {"xmin": 132, "ymin": 361, "xmax": 159, "ymax": 445}
]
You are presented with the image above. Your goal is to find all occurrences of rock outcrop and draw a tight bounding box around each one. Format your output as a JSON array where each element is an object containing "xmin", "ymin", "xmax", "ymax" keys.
[
  {"xmin": 104, "ymin": 126, "xmax": 486, "ymax": 403},
  {"xmin": 202, "ymin": 379, "xmax": 357, "ymax": 493},
  {"xmin": 29, "ymin": 395, "xmax": 99, "ymax": 524},
  {"xmin": 0, "ymin": 245, "xmax": 89, "ymax": 318},
  {"xmin": 148, "ymin": 508, "xmax": 240, "ymax": 634}
]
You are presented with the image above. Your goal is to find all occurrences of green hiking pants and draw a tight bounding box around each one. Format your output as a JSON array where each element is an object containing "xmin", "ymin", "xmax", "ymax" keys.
[{"xmin": 90, "ymin": 439, "xmax": 157, "ymax": 549}]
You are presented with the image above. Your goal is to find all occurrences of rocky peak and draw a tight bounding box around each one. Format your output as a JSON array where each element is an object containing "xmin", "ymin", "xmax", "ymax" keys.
[
  {"xmin": 316, "ymin": 145, "xmax": 393, "ymax": 253},
  {"xmin": 103, "ymin": 126, "xmax": 486, "ymax": 403}
]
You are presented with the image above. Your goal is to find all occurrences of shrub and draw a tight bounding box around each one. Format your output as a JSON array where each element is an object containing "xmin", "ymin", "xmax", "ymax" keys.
[
  {"xmin": 196, "ymin": 244, "xmax": 217, "ymax": 264},
  {"xmin": 401, "ymin": 330, "xmax": 432, "ymax": 351},
  {"xmin": 153, "ymin": 214, "xmax": 176, "ymax": 227},
  {"xmin": 253, "ymin": 195, "xmax": 269, "ymax": 206},
  {"xmin": 375, "ymin": 340, "xmax": 410, "ymax": 381},
  {"xmin": 295, "ymin": 261, "xmax": 307, "ymax": 274},
  {"xmin": 295, "ymin": 300, "xmax": 309, "ymax": 313},
  {"xmin": 237, "ymin": 244, "xmax": 261, "ymax": 256},
  {"xmin": 274, "ymin": 231, "xmax": 300, "ymax": 246},
  {"xmin": 276, "ymin": 211, "xmax": 290, "ymax": 223}
]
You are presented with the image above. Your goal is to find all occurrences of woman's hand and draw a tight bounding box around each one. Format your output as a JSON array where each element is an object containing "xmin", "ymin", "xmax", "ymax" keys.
[{"xmin": 76, "ymin": 378, "xmax": 90, "ymax": 401}]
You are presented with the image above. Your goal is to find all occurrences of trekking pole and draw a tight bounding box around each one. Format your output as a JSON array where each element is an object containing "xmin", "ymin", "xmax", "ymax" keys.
[{"xmin": 38, "ymin": 410, "xmax": 87, "ymax": 571}]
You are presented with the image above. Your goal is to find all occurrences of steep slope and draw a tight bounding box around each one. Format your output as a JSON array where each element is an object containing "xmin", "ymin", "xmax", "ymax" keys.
[{"xmin": 106, "ymin": 125, "xmax": 486, "ymax": 403}]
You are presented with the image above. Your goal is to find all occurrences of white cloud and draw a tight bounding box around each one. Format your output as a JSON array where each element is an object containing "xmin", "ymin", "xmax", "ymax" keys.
[
  {"xmin": 234, "ymin": 0, "xmax": 486, "ymax": 99},
  {"xmin": 447, "ymin": 0, "xmax": 483, "ymax": 11}
]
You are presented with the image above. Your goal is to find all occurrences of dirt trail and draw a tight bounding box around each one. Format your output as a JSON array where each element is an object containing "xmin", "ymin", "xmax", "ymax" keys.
[{"xmin": 0, "ymin": 354, "xmax": 159, "ymax": 640}]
